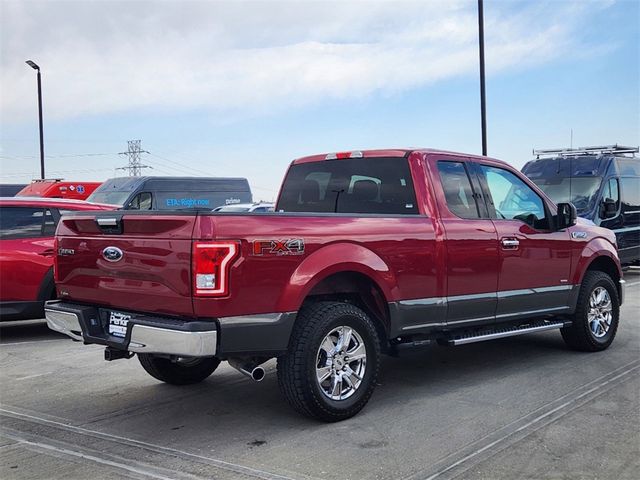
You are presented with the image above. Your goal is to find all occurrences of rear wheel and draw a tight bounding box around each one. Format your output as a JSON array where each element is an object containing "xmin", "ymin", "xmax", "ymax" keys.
[
  {"xmin": 138, "ymin": 354, "xmax": 220, "ymax": 385},
  {"xmin": 277, "ymin": 301, "xmax": 381, "ymax": 422},
  {"xmin": 561, "ymin": 271, "xmax": 619, "ymax": 352}
]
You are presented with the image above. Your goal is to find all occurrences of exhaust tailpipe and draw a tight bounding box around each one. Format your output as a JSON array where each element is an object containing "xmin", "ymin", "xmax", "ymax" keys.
[{"xmin": 228, "ymin": 358, "xmax": 266, "ymax": 382}]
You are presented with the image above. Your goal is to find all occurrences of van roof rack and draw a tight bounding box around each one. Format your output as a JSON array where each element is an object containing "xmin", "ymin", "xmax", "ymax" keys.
[{"xmin": 533, "ymin": 145, "xmax": 639, "ymax": 158}]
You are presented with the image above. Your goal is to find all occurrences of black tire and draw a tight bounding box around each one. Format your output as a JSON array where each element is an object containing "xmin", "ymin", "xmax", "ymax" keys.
[
  {"xmin": 277, "ymin": 301, "xmax": 381, "ymax": 422},
  {"xmin": 138, "ymin": 354, "xmax": 220, "ymax": 385},
  {"xmin": 561, "ymin": 271, "xmax": 620, "ymax": 352}
]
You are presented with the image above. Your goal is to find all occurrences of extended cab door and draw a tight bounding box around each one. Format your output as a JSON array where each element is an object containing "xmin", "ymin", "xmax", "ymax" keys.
[
  {"xmin": 474, "ymin": 162, "xmax": 574, "ymax": 320},
  {"xmin": 432, "ymin": 158, "xmax": 499, "ymax": 327}
]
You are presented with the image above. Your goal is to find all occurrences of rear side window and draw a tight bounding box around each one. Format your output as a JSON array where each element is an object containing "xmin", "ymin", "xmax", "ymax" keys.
[
  {"xmin": 277, "ymin": 157, "xmax": 418, "ymax": 214},
  {"xmin": 0, "ymin": 207, "xmax": 55, "ymax": 239},
  {"xmin": 437, "ymin": 161, "xmax": 480, "ymax": 219}
]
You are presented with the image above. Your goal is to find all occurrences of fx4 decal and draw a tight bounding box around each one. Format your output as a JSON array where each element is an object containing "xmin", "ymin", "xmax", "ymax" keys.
[{"xmin": 253, "ymin": 239, "xmax": 305, "ymax": 256}]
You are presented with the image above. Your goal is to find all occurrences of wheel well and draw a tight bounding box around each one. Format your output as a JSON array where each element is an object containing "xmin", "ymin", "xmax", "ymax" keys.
[
  {"xmin": 303, "ymin": 271, "xmax": 390, "ymax": 348},
  {"xmin": 586, "ymin": 256, "xmax": 621, "ymax": 297}
]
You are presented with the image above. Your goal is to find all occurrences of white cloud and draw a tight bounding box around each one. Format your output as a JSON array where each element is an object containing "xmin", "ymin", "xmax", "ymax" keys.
[{"xmin": 0, "ymin": 0, "xmax": 614, "ymax": 123}]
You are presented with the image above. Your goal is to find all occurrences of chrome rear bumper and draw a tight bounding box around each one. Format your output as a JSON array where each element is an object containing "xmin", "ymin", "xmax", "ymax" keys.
[
  {"xmin": 45, "ymin": 301, "xmax": 217, "ymax": 357},
  {"xmin": 128, "ymin": 324, "xmax": 217, "ymax": 356}
]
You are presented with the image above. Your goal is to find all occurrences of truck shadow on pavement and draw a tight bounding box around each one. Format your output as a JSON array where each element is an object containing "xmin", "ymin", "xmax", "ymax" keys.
[
  {"xmin": 0, "ymin": 320, "xmax": 61, "ymax": 344},
  {"xmin": 62, "ymin": 330, "xmax": 609, "ymax": 431}
]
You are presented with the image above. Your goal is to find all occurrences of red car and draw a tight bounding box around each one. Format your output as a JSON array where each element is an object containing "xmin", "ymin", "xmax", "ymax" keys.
[
  {"xmin": 46, "ymin": 149, "xmax": 625, "ymax": 421},
  {"xmin": 0, "ymin": 197, "xmax": 114, "ymax": 321}
]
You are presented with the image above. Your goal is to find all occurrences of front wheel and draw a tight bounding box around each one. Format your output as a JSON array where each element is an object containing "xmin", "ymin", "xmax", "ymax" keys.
[
  {"xmin": 277, "ymin": 301, "xmax": 381, "ymax": 422},
  {"xmin": 138, "ymin": 354, "xmax": 220, "ymax": 385},
  {"xmin": 561, "ymin": 271, "xmax": 620, "ymax": 352}
]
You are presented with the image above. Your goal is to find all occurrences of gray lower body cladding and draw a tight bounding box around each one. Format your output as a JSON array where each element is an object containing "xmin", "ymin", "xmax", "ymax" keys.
[
  {"xmin": 389, "ymin": 284, "xmax": 581, "ymax": 338},
  {"xmin": 216, "ymin": 312, "xmax": 297, "ymax": 356}
]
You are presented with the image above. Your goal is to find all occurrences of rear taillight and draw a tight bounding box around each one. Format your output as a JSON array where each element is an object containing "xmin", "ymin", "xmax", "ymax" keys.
[{"xmin": 193, "ymin": 241, "xmax": 240, "ymax": 297}]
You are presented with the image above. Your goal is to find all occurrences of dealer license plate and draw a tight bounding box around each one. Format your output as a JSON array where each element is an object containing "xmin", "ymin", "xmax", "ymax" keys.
[{"xmin": 108, "ymin": 311, "xmax": 131, "ymax": 337}]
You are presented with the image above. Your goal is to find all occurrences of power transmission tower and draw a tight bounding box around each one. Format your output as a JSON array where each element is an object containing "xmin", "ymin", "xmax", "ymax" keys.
[{"xmin": 117, "ymin": 140, "xmax": 151, "ymax": 176}]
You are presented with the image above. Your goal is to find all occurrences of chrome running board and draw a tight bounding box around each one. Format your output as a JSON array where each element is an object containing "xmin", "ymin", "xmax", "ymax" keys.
[{"xmin": 448, "ymin": 320, "xmax": 570, "ymax": 346}]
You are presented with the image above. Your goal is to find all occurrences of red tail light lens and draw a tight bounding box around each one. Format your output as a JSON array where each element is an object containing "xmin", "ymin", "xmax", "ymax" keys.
[{"xmin": 193, "ymin": 241, "xmax": 240, "ymax": 297}]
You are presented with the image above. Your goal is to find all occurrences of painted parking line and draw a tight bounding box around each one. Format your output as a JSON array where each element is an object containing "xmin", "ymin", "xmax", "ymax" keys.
[
  {"xmin": 15, "ymin": 372, "xmax": 52, "ymax": 381},
  {"xmin": 0, "ymin": 408, "xmax": 302, "ymax": 480},
  {"xmin": 1, "ymin": 339, "xmax": 65, "ymax": 346},
  {"xmin": 2, "ymin": 430, "xmax": 182, "ymax": 480}
]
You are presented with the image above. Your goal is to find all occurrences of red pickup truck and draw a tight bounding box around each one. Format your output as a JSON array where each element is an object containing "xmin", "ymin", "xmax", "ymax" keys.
[{"xmin": 46, "ymin": 149, "xmax": 625, "ymax": 421}]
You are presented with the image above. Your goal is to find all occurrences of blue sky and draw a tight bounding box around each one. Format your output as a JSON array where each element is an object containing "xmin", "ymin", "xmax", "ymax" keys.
[{"xmin": 1, "ymin": 0, "xmax": 638, "ymax": 200}]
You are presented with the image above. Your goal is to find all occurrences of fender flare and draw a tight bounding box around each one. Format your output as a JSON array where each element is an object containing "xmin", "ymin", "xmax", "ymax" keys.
[
  {"xmin": 275, "ymin": 242, "xmax": 396, "ymax": 312},
  {"xmin": 572, "ymin": 238, "xmax": 622, "ymax": 286}
]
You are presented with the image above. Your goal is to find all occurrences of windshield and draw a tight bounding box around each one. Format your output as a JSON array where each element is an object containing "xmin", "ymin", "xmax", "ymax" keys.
[
  {"xmin": 532, "ymin": 177, "xmax": 602, "ymax": 214},
  {"xmin": 86, "ymin": 191, "xmax": 131, "ymax": 206}
]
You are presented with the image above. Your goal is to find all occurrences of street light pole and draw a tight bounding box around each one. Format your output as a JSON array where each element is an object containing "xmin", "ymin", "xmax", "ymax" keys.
[
  {"xmin": 477, "ymin": 0, "xmax": 487, "ymax": 156},
  {"xmin": 26, "ymin": 60, "xmax": 45, "ymax": 179}
]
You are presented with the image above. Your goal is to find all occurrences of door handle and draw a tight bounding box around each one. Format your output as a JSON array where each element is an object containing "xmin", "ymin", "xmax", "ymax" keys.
[{"xmin": 501, "ymin": 238, "xmax": 520, "ymax": 249}]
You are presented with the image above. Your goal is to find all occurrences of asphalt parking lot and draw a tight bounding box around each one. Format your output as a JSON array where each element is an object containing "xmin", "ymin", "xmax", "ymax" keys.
[{"xmin": 1, "ymin": 272, "xmax": 639, "ymax": 480}]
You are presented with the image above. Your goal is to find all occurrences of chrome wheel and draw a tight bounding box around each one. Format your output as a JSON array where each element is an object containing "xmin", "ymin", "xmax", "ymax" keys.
[
  {"xmin": 588, "ymin": 286, "xmax": 613, "ymax": 338},
  {"xmin": 316, "ymin": 326, "xmax": 367, "ymax": 401}
]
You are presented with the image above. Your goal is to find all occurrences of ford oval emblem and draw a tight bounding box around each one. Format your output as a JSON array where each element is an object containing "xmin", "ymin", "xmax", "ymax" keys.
[{"xmin": 102, "ymin": 246, "xmax": 123, "ymax": 262}]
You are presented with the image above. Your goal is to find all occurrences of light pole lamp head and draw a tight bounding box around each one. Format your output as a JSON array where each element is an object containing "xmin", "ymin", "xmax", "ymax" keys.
[{"xmin": 26, "ymin": 60, "xmax": 40, "ymax": 70}]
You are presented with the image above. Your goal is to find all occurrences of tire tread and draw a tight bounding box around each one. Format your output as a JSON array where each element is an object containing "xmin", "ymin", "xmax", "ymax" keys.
[
  {"xmin": 277, "ymin": 301, "xmax": 381, "ymax": 422},
  {"xmin": 561, "ymin": 271, "xmax": 619, "ymax": 352}
]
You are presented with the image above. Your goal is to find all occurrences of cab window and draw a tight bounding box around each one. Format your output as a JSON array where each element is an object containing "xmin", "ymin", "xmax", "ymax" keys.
[
  {"xmin": 480, "ymin": 165, "xmax": 548, "ymax": 229},
  {"xmin": 278, "ymin": 157, "xmax": 418, "ymax": 214},
  {"xmin": 0, "ymin": 207, "xmax": 55, "ymax": 239},
  {"xmin": 437, "ymin": 161, "xmax": 480, "ymax": 219}
]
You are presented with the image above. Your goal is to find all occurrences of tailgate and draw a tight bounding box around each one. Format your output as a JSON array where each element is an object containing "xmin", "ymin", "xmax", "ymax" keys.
[{"xmin": 55, "ymin": 212, "xmax": 197, "ymax": 317}]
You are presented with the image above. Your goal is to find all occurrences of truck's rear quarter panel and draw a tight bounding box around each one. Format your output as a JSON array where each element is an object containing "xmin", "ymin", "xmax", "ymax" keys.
[
  {"xmin": 193, "ymin": 213, "xmax": 437, "ymax": 318},
  {"xmin": 55, "ymin": 212, "xmax": 438, "ymax": 320}
]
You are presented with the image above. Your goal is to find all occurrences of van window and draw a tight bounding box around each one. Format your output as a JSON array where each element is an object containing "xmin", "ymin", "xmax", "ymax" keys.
[
  {"xmin": 437, "ymin": 162, "xmax": 480, "ymax": 219},
  {"xmin": 621, "ymin": 177, "xmax": 640, "ymax": 211},
  {"xmin": 277, "ymin": 158, "xmax": 418, "ymax": 214},
  {"xmin": 603, "ymin": 178, "xmax": 619, "ymax": 205},
  {"xmin": 87, "ymin": 191, "xmax": 132, "ymax": 206},
  {"xmin": 128, "ymin": 192, "xmax": 153, "ymax": 210}
]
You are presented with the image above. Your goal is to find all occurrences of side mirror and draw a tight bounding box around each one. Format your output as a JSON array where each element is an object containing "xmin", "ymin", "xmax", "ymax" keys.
[
  {"xmin": 556, "ymin": 202, "xmax": 577, "ymax": 230},
  {"xmin": 599, "ymin": 198, "xmax": 617, "ymax": 219}
]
